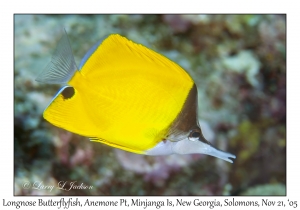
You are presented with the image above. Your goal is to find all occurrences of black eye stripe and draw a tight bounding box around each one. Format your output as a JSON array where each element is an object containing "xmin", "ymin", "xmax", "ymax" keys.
[{"xmin": 62, "ymin": 87, "xmax": 75, "ymax": 99}]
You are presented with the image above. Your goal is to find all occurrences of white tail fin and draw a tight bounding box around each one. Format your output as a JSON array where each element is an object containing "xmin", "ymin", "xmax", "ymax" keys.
[{"xmin": 36, "ymin": 29, "xmax": 78, "ymax": 84}]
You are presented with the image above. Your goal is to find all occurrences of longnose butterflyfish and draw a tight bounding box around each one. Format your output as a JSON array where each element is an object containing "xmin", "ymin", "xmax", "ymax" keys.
[{"xmin": 36, "ymin": 30, "xmax": 236, "ymax": 163}]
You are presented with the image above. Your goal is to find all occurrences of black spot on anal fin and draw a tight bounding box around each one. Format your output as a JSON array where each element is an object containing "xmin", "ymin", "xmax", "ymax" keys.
[{"xmin": 62, "ymin": 86, "xmax": 75, "ymax": 99}]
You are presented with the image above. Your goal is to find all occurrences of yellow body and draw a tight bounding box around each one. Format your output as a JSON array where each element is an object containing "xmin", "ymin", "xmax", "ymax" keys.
[{"xmin": 44, "ymin": 34, "xmax": 194, "ymax": 153}]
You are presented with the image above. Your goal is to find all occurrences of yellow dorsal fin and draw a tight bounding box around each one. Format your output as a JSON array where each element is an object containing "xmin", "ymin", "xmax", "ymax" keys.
[{"xmin": 79, "ymin": 34, "xmax": 193, "ymax": 84}]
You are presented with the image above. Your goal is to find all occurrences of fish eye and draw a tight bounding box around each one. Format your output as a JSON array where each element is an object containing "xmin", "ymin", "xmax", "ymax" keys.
[{"xmin": 188, "ymin": 129, "xmax": 201, "ymax": 141}]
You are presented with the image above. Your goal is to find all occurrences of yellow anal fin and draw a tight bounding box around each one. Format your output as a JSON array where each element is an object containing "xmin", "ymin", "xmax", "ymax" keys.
[{"xmin": 90, "ymin": 137, "xmax": 144, "ymax": 154}]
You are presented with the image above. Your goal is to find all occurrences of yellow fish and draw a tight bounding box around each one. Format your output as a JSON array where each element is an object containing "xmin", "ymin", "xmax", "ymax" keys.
[{"xmin": 36, "ymin": 30, "xmax": 236, "ymax": 163}]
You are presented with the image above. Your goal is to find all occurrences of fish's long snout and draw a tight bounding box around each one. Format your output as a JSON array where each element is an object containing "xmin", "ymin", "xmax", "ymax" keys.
[
  {"xmin": 172, "ymin": 137, "xmax": 236, "ymax": 163},
  {"xmin": 205, "ymin": 145, "xmax": 236, "ymax": 163}
]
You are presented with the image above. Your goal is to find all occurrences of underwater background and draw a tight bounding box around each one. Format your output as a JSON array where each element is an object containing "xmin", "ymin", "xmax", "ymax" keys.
[{"xmin": 14, "ymin": 14, "xmax": 286, "ymax": 195}]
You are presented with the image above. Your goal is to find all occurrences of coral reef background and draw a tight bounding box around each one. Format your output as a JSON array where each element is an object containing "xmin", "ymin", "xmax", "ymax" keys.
[{"xmin": 14, "ymin": 14, "xmax": 286, "ymax": 195}]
